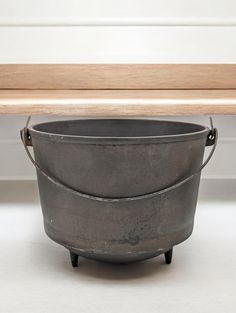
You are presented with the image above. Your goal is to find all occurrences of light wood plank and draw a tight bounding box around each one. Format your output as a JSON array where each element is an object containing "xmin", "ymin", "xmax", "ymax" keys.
[
  {"xmin": 1, "ymin": 64, "xmax": 236, "ymax": 90},
  {"xmin": 1, "ymin": 89, "xmax": 236, "ymax": 115}
]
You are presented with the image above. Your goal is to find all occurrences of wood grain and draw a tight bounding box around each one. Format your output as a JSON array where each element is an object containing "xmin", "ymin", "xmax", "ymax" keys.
[
  {"xmin": 0, "ymin": 64, "xmax": 236, "ymax": 90},
  {"xmin": 1, "ymin": 89, "xmax": 236, "ymax": 115}
]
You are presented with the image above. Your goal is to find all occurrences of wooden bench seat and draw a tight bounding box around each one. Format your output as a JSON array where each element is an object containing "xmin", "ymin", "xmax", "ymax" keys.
[
  {"xmin": 1, "ymin": 64, "xmax": 236, "ymax": 116},
  {"xmin": 0, "ymin": 89, "xmax": 236, "ymax": 116}
]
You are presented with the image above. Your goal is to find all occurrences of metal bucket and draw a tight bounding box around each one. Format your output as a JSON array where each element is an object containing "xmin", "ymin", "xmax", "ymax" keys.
[{"xmin": 21, "ymin": 119, "xmax": 217, "ymax": 266}]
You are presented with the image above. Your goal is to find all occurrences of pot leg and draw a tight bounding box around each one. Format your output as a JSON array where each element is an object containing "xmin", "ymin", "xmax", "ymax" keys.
[
  {"xmin": 70, "ymin": 251, "xmax": 79, "ymax": 267},
  {"xmin": 164, "ymin": 248, "xmax": 173, "ymax": 264}
]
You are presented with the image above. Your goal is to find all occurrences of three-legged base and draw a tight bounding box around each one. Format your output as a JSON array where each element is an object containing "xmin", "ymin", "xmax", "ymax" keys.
[
  {"xmin": 164, "ymin": 248, "xmax": 173, "ymax": 264},
  {"xmin": 70, "ymin": 251, "xmax": 79, "ymax": 267},
  {"xmin": 69, "ymin": 247, "xmax": 173, "ymax": 268}
]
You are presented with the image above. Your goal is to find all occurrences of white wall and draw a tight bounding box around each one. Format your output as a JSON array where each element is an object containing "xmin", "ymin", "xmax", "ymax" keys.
[
  {"xmin": 0, "ymin": 0, "xmax": 236, "ymax": 180},
  {"xmin": 0, "ymin": 0, "xmax": 236, "ymax": 26}
]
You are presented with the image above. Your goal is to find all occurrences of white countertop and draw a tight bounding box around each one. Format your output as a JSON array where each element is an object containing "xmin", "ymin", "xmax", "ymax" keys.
[{"xmin": 0, "ymin": 180, "xmax": 235, "ymax": 313}]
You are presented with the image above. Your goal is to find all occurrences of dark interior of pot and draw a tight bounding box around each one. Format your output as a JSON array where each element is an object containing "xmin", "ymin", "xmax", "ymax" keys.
[{"xmin": 33, "ymin": 119, "xmax": 206, "ymax": 138}]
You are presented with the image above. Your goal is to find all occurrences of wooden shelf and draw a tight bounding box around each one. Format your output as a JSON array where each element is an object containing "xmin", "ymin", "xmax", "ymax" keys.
[{"xmin": 1, "ymin": 89, "xmax": 236, "ymax": 116}]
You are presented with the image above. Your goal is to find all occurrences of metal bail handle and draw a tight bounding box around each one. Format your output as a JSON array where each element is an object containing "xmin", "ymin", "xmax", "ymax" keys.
[
  {"xmin": 206, "ymin": 117, "xmax": 217, "ymax": 146},
  {"xmin": 20, "ymin": 117, "xmax": 218, "ymax": 203}
]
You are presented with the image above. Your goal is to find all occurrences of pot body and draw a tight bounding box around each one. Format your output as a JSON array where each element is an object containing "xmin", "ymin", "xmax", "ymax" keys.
[{"xmin": 29, "ymin": 119, "xmax": 208, "ymax": 263}]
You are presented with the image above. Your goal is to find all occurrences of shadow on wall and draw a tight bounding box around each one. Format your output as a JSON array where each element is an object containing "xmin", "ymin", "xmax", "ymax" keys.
[{"xmin": 0, "ymin": 181, "xmax": 39, "ymax": 204}]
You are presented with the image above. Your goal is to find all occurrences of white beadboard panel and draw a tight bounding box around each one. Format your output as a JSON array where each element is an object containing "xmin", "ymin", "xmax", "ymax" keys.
[
  {"xmin": 0, "ymin": 0, "xmax": 236, "ymax": 26},
  {"xmin": 0, "ymin": 141, "xmax": 35, "ymax": 180},
  {"xmin": 0, "ymin": 116, "xmax": 236, "ymax": 140},
  {"xmin": 0, "ymin": 27, "xmax": 236, "ymax": 63},
  {"xmin": 201, "ymin": 139, "xmax": 236, "ymax": 179},
  {"xmin": 0, "ymin": 135, "xmax": 235, "ymax": 180}
]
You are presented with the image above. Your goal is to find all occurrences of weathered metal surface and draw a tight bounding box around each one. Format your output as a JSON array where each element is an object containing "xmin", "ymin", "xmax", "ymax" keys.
[{"xmin": 25, "ymin": 119, "xmax": 215, "ymax": 264}]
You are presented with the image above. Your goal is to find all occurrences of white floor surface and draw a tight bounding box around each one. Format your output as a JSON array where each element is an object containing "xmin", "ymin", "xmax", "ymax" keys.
[{"xmin": 0, "ymin": 180, "xmax": 235, "ymax": 313}]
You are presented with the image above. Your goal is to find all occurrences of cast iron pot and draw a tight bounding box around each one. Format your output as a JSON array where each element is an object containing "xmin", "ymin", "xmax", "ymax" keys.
[{"xmin": 21, "ymin": 119, "xmax": 217, "ymax": 267}]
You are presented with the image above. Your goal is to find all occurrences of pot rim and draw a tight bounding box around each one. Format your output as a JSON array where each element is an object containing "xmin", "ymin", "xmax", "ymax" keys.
[{"xmin": 28, "ymin": 118, "xmax": 210, "ymax": 144}]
